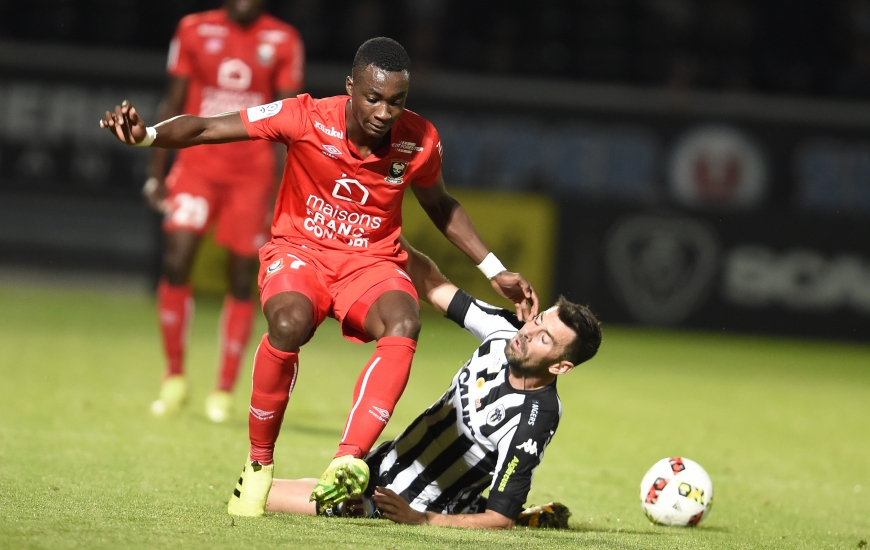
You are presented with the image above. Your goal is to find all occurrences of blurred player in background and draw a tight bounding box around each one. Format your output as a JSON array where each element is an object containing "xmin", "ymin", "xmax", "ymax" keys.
[
  {"xmin": 100, "ymin": 37, "xmax": 537, "ymax": 518},
  {"xmin": 144, "ymin": 0, "xmax": 304, "ymax": 422},
  {"xmin": 265, "ymin": 239, "xmax": 601, "ymax": 529}
]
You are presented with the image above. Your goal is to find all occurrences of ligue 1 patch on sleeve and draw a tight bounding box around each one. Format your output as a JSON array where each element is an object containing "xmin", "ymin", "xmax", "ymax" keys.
[{"xmin": 247, "ymin": 101, "xmax": 283, "ymax": 122}]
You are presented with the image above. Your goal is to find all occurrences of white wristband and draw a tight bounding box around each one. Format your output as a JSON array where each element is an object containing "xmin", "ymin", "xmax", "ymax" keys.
[
  {"xmin": 477, "ymin": 252, "xmax": 507, "ymax": 279},
  {"xmin": 133, "ymin": 126, "xmax": 157, "ymax": 147}
]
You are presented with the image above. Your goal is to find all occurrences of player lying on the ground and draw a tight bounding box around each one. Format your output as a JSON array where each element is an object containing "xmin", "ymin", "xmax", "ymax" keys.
[{"xmin": 262, "ymin": 240, "xmax": 602, "ymax": 529}]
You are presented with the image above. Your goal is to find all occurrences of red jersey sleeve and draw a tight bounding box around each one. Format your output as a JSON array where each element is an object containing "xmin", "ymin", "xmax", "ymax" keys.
[
  {"xmin": 273, "ymin": 29, "xmax": 306, "ymax": 93},
  {"xmin": 167, "ymin": 19, "xmax": 194, "ymax": 78},
  {"xmin": 412, "ymin": 125, "xmax": 443, "ymax": 188},
  {"xmin": 241, "ymin": 97, "xmax": 306, "ymax": 145}
]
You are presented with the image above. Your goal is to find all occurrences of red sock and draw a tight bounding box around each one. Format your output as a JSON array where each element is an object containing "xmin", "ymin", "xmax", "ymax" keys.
[
  {"xmin": 217, "ymin": 296, "xmax": 255, "ymax": 392},
  {"xmin": 157, "ymin": 279, "xmax": 193, "ymax": 377},
  {"xmin": 336, "ymin": 336, "xmax": 417, "ymax": 459},
  {"xmin": 249, "ymin": 334, "xmax": 299, "ymax": 465}
]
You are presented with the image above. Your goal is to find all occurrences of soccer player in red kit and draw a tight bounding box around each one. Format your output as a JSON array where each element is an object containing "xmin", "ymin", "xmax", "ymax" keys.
[
  {"xmin": 100, "ymin": 37, "xmax": 538, "ymax": 516},
  {"xmin": 144, "ymin": 0, "xmax": 304, "ymax": 423}
]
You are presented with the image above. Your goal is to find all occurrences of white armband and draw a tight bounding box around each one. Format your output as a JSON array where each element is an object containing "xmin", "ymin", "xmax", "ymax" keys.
[
  {"xmin": 477, "ymin": 252, "xmax": 507, "ymax": 279},
  {"xmin": 133, "ymin": 126, "xmax": 157, "ymax": 147}
]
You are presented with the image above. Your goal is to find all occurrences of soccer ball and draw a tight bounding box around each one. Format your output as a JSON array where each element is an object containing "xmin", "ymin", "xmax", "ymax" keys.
[{"xmin": 640, "ymin": 457, "xmax": 713, "ymax": 526}]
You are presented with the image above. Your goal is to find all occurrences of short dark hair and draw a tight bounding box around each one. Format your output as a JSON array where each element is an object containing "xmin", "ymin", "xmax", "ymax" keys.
[
  {"xmin": 352, "ymin": 37, "xmax": 411, "ymax": 78},
  {"xmin": 555, "ymin": 296, "xmax": 602, "ymax": 366}
]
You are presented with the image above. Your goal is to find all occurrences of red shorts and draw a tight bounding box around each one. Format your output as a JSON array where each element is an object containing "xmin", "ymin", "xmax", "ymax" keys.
[
  {"xmin": 258, "ymin": 238, "xmax": 417, "ymax": 344},
  {"xmin": 164, "ymin": 161, "xmax": 273, "ymax": 256}
]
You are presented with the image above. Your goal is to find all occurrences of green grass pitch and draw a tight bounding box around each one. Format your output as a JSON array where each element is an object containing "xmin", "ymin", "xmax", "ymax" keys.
[{"xmin": 0, "ymin": 283, "xmax": 868, "ymax": 549}]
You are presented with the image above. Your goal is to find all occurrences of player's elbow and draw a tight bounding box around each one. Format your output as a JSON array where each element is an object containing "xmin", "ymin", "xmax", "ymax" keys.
[
  {"xmin": 482, "ymin": 511, "xmax": 514, "ymax": 530},
  {"xmin": 495, "ymin": 518, "xmax": 514, "ymax": 530}
]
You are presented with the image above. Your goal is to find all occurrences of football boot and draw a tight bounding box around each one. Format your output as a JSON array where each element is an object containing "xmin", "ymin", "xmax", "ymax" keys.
[
  {"xmin": 205, "ymin": 391, "xmax": 232, "ymax": 423},
  {"xmin": 149, "ymin": 375, "xmax": 188, "ymax": 417},
  {"xmin": 309, "ymin": 455, "xmax": 370, "ymax": 509},
  {"xmin": 227, "ymin": 459, "xmax": 274, "ymax": 516},
  {"xmin": 516, "ymin": 502, "xmax": 572, "ymax": 529}
]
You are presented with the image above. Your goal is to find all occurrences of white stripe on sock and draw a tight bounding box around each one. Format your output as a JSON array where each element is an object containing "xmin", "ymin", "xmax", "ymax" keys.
[{"xmin": 341, "ymin": 357, "xmax": 381, "ymax": 442}]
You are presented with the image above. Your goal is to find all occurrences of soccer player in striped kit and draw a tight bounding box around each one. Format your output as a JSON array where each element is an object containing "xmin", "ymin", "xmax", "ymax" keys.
[{"xmin": 264, "ymin": 240, "xmax": 602, "ymax": 529}]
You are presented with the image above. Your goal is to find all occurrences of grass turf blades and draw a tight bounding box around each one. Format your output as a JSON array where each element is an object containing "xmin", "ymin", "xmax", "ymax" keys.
[{"xmin": 0, "ymin": 284, "xmax": 868, "ymax": 549}]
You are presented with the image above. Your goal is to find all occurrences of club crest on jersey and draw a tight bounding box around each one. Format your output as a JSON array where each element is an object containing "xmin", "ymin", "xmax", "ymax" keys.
[
  {"xmin": 486, "ymin": 405, "xmax": 506, "ymax": 427},
  {"xmin": 257, "ymin": 43, "xmax": 275, "ymax": 65},
  {"xmin": 385, "ymin": 159, "xmax": 409, "ymax": 184},
  {"xmin": 266, "ymin": 258, "xmax": 284, "ymax": 275}
]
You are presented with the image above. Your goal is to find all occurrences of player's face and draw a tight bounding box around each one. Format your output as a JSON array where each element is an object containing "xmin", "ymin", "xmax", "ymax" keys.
[
  {"xmin": 346, "ymin": 65, "xmax": 409, "ymax": 139},
  {"xmin": 225, "ymin": 0, "xmax": 264, "ymax": 24},
  {"xmin": 505, "ymin": 307, "xmax": 575, "ymax": 372}
]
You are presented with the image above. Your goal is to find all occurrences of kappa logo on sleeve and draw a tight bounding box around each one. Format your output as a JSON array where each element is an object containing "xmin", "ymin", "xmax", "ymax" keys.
[
  {"xmin": 516, "ymin": 439, "xmax": 538, "ymax": 456},
  {"xmin": 247, "ymin": 100, "xmax": 283, "ymax": 122}
]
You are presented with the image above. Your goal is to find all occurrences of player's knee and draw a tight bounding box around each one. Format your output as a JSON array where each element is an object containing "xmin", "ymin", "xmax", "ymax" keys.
[
  {"xmin": 383, "ymin": 315, "xmax": 421, "ymax": 340},
  {"xmin": 161, "ymin": 253, "xmax": 192, "ymax": 285},
  {"xmin": 267, "ymin": 309, "xmax": 312, "ymax": 351}
]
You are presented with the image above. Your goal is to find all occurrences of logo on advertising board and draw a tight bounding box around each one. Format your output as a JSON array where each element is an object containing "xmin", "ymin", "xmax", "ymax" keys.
[
  {"xmin": 606, "ymin": 216, "xmax": 719, "ymax": 325},
  {"xmin": 669, "ymin": 126, "xmax": 767, "ymax": 209}
]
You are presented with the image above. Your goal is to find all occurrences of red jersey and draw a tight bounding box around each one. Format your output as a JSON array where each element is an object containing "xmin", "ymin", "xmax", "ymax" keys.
[
  {"xmin": 241, "ymin": 94, "xmax": 443, "ymax": 258},
  {"xmin": 167, "ymin": 8, "xmax": 304, "ymax": 179}
]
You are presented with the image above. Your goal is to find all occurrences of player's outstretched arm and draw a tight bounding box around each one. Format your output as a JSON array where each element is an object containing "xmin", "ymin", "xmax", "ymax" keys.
[
  {"xmin": 372, "ymin": 487, "xmax": 514, "ymax": 529},
  {"xmin": 99, "ymin": 100, "xmax": 250, "ymax": 148},
  {"xmin": 411, "ymin": 176, "xmax": 539, "ymax": 320},
  {"xmin": 399, "ymin": 236, "xmax": 458, "ymax": 315}
]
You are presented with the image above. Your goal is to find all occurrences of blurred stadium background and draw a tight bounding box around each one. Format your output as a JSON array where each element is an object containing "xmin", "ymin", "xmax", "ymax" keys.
[{"xmin": 2, "ymin": 0, "xmax": 870, "ymax": 338}]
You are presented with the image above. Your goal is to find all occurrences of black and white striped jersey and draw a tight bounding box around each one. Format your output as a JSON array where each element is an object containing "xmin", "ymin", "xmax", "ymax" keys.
[{"xmin": 365, "ymin": 290, "xmax": 562, "ymax": 520}]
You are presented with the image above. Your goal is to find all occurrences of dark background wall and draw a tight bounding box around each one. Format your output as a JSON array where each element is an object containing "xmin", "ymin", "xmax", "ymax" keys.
[
  {"xmin": 1, "ymin": 0, "xmax": 869, "ymax": 340},
  {"xmin": 3, "ymin": 0, "xmax": 870, "ymax": 99}
]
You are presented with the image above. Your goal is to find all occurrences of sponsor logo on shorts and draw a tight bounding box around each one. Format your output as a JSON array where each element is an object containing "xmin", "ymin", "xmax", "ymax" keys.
[
  {"xmin": 486, "ymin": 405, "xmax": 506, "ymax": 426},
  {"xmin": 247, "ymin": 100, "xmax": 282, "ymax": 122},
  {"xmin": 516, "ymin": 438, "xmax": 538, "ymax": 456},
  {"xmin": 266, "ymin": 258, "xmax": 284, "ymax": 275},
  {"xmin": 385, "ymin": 159, "xmax": 409, "ymax": 184},
  {"xmin": 498, "ymin": 456, "xmax": 520, "ymax": 491}
]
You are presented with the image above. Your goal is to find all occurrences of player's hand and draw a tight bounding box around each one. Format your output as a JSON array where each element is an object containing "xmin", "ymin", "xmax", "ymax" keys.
[
  {"xmin": 99, "ymin": 100, "xmax": 148, "ymax": 145},
  {"xmin": 491, "ymin": 271, "xmax": 539, "ymax": 321},
  {"xmin": 372, "ymin": 486, "xmax": 428, "ymax": 525},
  {"xmin": 142, "ymin": 177, "xmax": 169, "ymax": 214}
]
